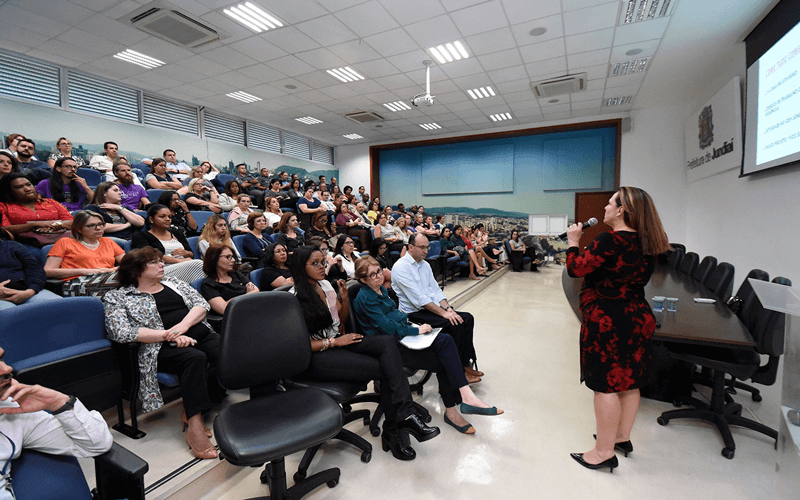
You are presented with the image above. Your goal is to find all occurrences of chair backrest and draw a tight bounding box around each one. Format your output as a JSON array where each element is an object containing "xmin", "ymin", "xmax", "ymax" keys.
[
  {"xmin": 76, "ymin": 167, "xmax": 101, "ymax": 188},
  {"xmin": 218, "ymin": 292, "xmax": 311, "ymax": 389},
  {"xmin": 190, "ymin": 277, "xmax": 204, "ymax": 293},
  {"xmin": 190, "ymin": 211, "xmax": 214, "ymax": 232},
  {"xmin": 732, "ymin": 269, "xmax": 769, "ymax": 332},
  {"xmin": 754, "ymin": 277, "xmax": 792, "ymax": 357},
  {"xmin": 249, "ymin": 268, "xmax": 263, "ymax": 288},
  {"xmin": 666, "ymin": 246, "xmax": 684, "ymax": 269},
  {"xmin": 346, "ymin": 280, "xmax": 365, "ymax": 335},
  {"xmin": 232, "ymin": 234, "xmax": 248, "ymax": 258},
  {"xmin": 678, "ymin": 251, "xmax": 699, "ymax": 276},
  {"xmin": 41, "ymin": 243, "xmax": 54, "ymax": 264},
  {"xmin": 669, "ymin": 242, "xmax": 686, "ymax": 253},
  {"xmin": 692, "ymin": 255, "xmax": 717, "ymax": 284},
  {"xmin": 705, "ymin": 261, "xmax": 735, "ymax": 302},
  {"xmin": 146, "ymin": 189, "xmax": 165, "ymax": 203},
  {"xmin": 274, "ymin": 283, "xmax": 293, "ymax": 292},
  {"xmin": 426, "ymin": 240, "xmax": 442, "ymax": 258},
  {"xmin": 215, "ymin": 174, "xmax": 235, "ymax": 187},
  {"xmin": 186, "ymin": 236, "xmax": 200, "ymax": 259}
]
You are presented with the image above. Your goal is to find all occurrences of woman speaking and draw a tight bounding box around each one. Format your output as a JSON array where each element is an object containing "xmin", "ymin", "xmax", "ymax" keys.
[{"xmin": 565, "ymin": 187, "xmax": 670, "ymax": 473}]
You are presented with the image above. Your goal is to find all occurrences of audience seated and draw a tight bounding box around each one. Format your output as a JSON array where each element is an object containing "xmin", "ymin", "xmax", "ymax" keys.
[
  {"xmin": 197, "ymin": 214, "xmax": 240, "ymax": 259},
  {"xmin": 354, "ymin": 202, "xmax": 374, "ymax": 228},
  {"xmin": 184, "ymin": 178, "xmax": 221, "ymax": 213},
  {"xmin": 286, "ymin": 178, "xmax": 304, "ymax": 199},
  {"xmin": 264, "ymin": 177, "xmax": 292, "ymax": 209},
  {"xmin": 199, "ymin": 161, "xmax": 223, "ymax": 191},
  {"xmin": 393, "ymin": 216, "xmax": 413, "ymax": 250},
  {"xmin": 336, "ymin": 203, "xmax": 370, "ymax": 251},
  {"xmin": 258, "ymin": 242, "xmax": 293, "ymax": 291},
  {"xmin": 308, "ymin": 211, "xmax": 334, "ymax": 240},
  {"xmin": 508, "ymin": 229, "xmax": 538, "ymax": 272},
  {"xmin": 131, "ymin": 204, "xmax": 204, "ymax": 283},
  {"xmin": 103, "ymin": 247, "xmax": 225, "ymax": 460},
  {"xmin": 413, "ymin": 213, "xmax": 437, "ymax": 238},
  {"xmin": 0, "ymin": 133, "xmax": 27, "ymax": 159},
  {"xmin": 218, "ymin": 180, "xmax": 241, "ymax": 212},
  {"xmin": 85, "ymin": 181, "xmax": 145, "ymax": 240},
  {"xmin": 112, "ymin": 162, "xmax": 149, "ymax": 210},
  {"xmin": 367, "ymin": 201, "xmax": 381, "ymax": 224},
  {"xmin": 241, "ymin": 211, "xmax": 271, "ymax": 260},
  {"xmin": 274, "ymin": 212, "xmax": 304, "ymax": 254},
  {"xmin": 46, "ymin": 137, "xmax": 86, "ymax": 168},
  {"xmin": 0, "ymin": 151, "xmax": 20, "ymax": 183},
  {"xmin": 472, "ymin": 223, "xmax": 503, "ymax": 270},
  {"xmin": 0, "ymin": 223, "xmax": 62, "ymax": 309},
  {"xmin": 368, "ymin": 237, "xmax": 393, "ymax": 288},
  {"xmin": 233, "ymin": 163, "xmax": 264, "ymax": 208},
  {"xmin": 44, "ymin": 210, "xmax": 125, "ymax": 297},
  {"xmin": 200, "ymin": 243, "xmax": 258, "ymax": 314},
  {"xmin": 88, "ymin": 141, "xmax": 121, "ymax": 173},
  {"xmin": 157, "ymin": 190, "xmax": 198, "ymax": 236},
  {"xmin": 0, "ymin": 172, "xmax": 73, "ymax": 248},
  {"xmin": 227, "ymin": 194, "xmax": 254, "ymax": 234},
  {"xmin": 36, "ymin": 157, "xmax": 93, "ymax": 212},
  {"xmin": 16, "ymin": 139, "xmax": 51, "ymax": 185},
  {"xmin": 307, "ymin": 236, "xmax": 347, "ymax": 283},
  {"xmin": 145, "ymin": 157, "xmax": 182, "ymax": 190},
  {"xmin": 450, "ymin": 225, "xmax": 486, "ymax": 280},
  {"xmin": 296, "ymin": 186, "xmax": 325, "ymax": 227},
  {"xmin": 333, "ymin": 234, "xmax": 360, "ymax": 279},
  {"xmin": 263, "ymin": 196, "xmax": 283, "ymax": 228},
  {"xmin": 161, "ymin": 149, "xmax": 191, "ymax": 181}
]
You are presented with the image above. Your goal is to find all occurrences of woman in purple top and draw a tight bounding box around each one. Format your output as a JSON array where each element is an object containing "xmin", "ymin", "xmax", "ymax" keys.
[{"xmin": 36, "ymin": 157, "xmax": 93, "ymax": 211}]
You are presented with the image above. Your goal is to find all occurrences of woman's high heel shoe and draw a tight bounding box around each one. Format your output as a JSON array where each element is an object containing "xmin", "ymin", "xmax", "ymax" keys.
[
  {"xmin": 186, "ymin": 432, "xmax": 218, "ymax": 460},
  {"xmin": 570, "ymin": 453, "xmax": 618, "ymax": 473},
  {"xmin": 381, "ymin": 432, "xmax": 416, "ymax": 461},
  {"xmin": 593, "ymin": 434, "xmax": 634, "ymax": 457},
  {"xmin": 181, "ymin": 412, "xmax": 212, "ymax": 438}
]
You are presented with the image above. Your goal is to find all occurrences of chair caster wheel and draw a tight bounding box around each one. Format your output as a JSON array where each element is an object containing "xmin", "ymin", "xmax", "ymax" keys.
[
  {"xmin": 361, "ymin": 451, "xmax": 371, "ymax": 463},
  {"xmin": 424, "ymin": 414, "xmax": 432, "ymax": 423},
  {"xmin": 752, "ymin": 394, "xmax": 762, "ymax": 402},
  {"xmin": 370, "ymin": 426, "xmax": 381, "ymax": 437},
  {"xmin": 260, "ymin": 470, "xmax": 270, "ymax": 484},
  {"xmin": 293, "ymin": 471, "xmax": 306, "ymax": 483},
  {"xmin": 342, "ymin": 403, "xmax": 352, "ymax": 413},
  {"xmin": 327, "ymin": 479, "xmax": 339, "ymax": 488},
  {"xmin": 657, "ymin": 416, "xmax": 668, "ymax": 426},
  {"xmin": 363, "ymin": 416, "xmax": 370, "ymax": 426},
  {"xmin": 722, "ymin": 447, "xmax": 735, "ymax": 459}
]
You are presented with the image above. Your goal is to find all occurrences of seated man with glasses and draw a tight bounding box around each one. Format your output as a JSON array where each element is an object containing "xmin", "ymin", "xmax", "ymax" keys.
[{"xmin": 391, "ymin": 234, "xmax": 484, "ymax": 382}]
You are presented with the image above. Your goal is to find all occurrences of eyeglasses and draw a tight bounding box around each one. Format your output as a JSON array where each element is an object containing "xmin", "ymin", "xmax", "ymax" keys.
[
  {"xmin": 220, "ymin": 254, "xmax": 236, "ymax": 260},
  {"xmin": 85, "ymin": 223, "xmax": 106, "ymax": 229},
  {"xmin": 61, "ymin": 165, "xmax": 78, "ymax": 170},
  {"xmin": 368, "ymin": 271, "xmax": 382, "ymax": 280},
  {"xmin": 309, "ymin": 261, "xmax": 328, "ymax": 269},
  {"xmin": 414, "ymin": 245, "xmax": 430, "ymax": 251},
  {"xmin": 344, "ymin": 240, "xmax": 354, "ymax": 245}
]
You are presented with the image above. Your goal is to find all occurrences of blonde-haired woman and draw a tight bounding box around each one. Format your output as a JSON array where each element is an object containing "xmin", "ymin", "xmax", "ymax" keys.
[{"xmin": 197, "ymin": 214, "xmax": 240, "ymax": 260}]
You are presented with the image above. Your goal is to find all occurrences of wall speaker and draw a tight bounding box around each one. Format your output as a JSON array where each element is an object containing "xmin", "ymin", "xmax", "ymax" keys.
[{"xmin": 621, "ymin": 117, "xmax": 632, "ymax": 134}]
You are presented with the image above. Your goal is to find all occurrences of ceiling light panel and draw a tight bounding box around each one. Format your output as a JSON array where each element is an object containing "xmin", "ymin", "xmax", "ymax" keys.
[
  {"xmin": 489, "ymin": 113, "xmax": 513, "ymax": 122},
  {"xmin": 326, "ymin": 67, "xmax": 365, "ymax": 83},
  {"xmin": 419, "ymin": 123, "xmax": 442, "ymax": 130},
  {"xmin": 621, "ymin": 0, "xmax": 676, "ymax": 24},
  {"xmin": 295, "ymin": 116, "xmax": 323, "ymax": 124},
  {"xmin": 383, "ymin": 101, "xmax": 412, "ymax": 112},
  {"xmin": 113, "ymin": 49, "xmax": 165, "ymax": 69},
  {"xmin": 224, "ymin": 2, "xmax": 284, "ymax": 33},
  {"xmin": 610, "ymin": 58, "xmax": 650, "ymax": 76},
  {"xmin": 467, "ymin": 86, "xmax": 496, "ymax": 100},
  {"xmin": 226, "ymin": 91, "xmax": 261, "ymax": 103},
  {"xmin": 604, "ymin": 96, "xmax": 633, "ymax": 106},
  {"xmin": 343, "ymin": 134, "xmax": 363, "ymax": 140},
  {"xmin": 428, "ymin": 41, "xmax": 469, "ymax": 65}
]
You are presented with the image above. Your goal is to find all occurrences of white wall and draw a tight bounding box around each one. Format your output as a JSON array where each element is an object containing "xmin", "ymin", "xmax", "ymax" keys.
[{"xmin": 336, "ymin": 144, "xmax": 370, "ymax": 193}]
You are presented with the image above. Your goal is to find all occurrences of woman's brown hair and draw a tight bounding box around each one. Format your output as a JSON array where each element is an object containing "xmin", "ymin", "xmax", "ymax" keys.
[
  {"xmin": 354, "ymin": 255, "xmax": 380, "ymax": 281},
  {"xmin": 616, "ymin": 186, "xmax": 671, "ymax": 256},
  {"xmin": 247, "ymin": 211, "xmax": 265, "ymax": 230},
  {"xmin": 202, "ymin": 243, "xmax": 236, "ymax": 279},
  {"xmin": 118, "ymin": 247, "xmax": 163, "ymax": 287},
  {"xmin": 276, "ymin": 211, "xmax": 295, "ymax": 233},
  {"xmin": 312, "ymin": 211, "xmax": 329, "ymax": 229}
]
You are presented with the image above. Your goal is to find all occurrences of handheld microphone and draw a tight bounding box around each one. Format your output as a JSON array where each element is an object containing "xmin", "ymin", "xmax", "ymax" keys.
[{"xmin": 558, "ymin": 217, "xmax": 598, "ymax": 240}]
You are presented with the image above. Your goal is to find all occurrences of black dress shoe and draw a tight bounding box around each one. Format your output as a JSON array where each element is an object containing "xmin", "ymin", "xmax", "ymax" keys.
[
  {"xmin": 593, "ymin": 434, "xmax": 634, "ymax": 457},
  {"xmin": 381, "ymin": 432, "xmax": 416, "ymax": 461},
  {"xmin": 396, "ymin": 413, "xmax": 441, "ymax": 443},
  {"xmin": 570, "ymin": 453, "xmax": 619, "ymax": 473}
]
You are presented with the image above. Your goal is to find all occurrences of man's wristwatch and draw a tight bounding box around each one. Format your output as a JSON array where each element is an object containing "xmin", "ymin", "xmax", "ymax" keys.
[{"xmin": 51, "ymin": 395, "xmax": 77, "ymax": 415}]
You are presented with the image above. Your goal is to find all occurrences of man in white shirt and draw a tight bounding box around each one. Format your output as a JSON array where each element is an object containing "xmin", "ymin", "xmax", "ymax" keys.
[
  {"xmin": 161, "ymin": 149, "xmax": 190, "ymax": 180},
  {"xmin": 88, "ymin": 141, "xmax": 121, "ymax": 173},
  {"xmin": 391, "ymin": 234, "xmax": 482, "ymax": 382},
  {"xmin": 0, "ymin": 346, "xmax": 113, "ymax": 499}
]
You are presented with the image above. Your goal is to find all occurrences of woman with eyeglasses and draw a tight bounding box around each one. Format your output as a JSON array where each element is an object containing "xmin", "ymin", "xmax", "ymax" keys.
[
  {"xmin": 258, "ymin": 242, "xmax": 293, "ymax": 291},
  {"xmin": 367, "ymin": 237, "xmax": 393, "ymax": 288},
  {"xmin": 84, "ymin": 181, "xmax": 145, "ymax": 240},
  {"xmin": 104, "ymin": 247, "xmax": 225, "ymax": 460},
  {"xmin": 131, "ymin": 204, "xmax": 204, "ymax": 283},
  {"xmin": 0, "ymin": 172, "xmax": 74, "ymax": 247},
  {"xmin": 200, "ymin": 243, "xmax": 258, "ymax": 314},
  {"xmin": 308, "ymin": 211, "xmax": 333, "ymax": 241},
  {"xmin": 184, "ymin": 177, "xmax": 221, "ymax": 214},
  {"xmin": 197, "ymin": 214, "xmax": 239, "ymax": 259},
  {"xmin": 274, "ymin": 212, "xmax": 304, "ymax": 254},
  {"xmin": 36, "ymin": 157, "xmax": 93, "ymax": 212},
  {"xmin": 44, "ymin": 210, "xmax": 125, "ymax": 297},
  {"xmin": 353, "ymin": 257, "xmax": 502, "ymax": 435},
  {"xmin": 46, "ymin": 137, "xmax": 85, "ymax": 168},
  {"xmin": 335, "ymin": 203, "xmax": 369, "ymax": 252},
  {"xmin": 288, "ymin": 245, "xmax": 440, "ymax": 461},
  {"xmin": 241, "ymin": 211, "xmax": 270, "ymax": 261},
  {"xmin": 333, "ymin": 235, "xmax": 360, "ymax": 279},
  {"xmin": 307, "ymin": 236, "xmax": 347, "ymax": 283},
  {"xmin": 227, "ymin": 194, "xmax": 254, "ymax": 235}
]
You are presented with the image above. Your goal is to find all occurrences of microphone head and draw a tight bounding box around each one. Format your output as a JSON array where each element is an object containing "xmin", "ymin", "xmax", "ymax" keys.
[{"xmin": 584, "ymin": 217, "xmax": 598, "ymax": 228}]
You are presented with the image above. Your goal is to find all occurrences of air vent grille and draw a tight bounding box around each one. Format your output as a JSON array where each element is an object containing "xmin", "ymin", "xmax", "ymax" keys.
[
  {"xmin": 345, "ymin": 111, "xmax": 386, "ymax": 123},
  {"xmin": 531, "ymin": 73, "xmax": 587, "ymax": 98},
  {"xmin": 122, "ymin": 1, "xmax": 222, "ymax": 48}
]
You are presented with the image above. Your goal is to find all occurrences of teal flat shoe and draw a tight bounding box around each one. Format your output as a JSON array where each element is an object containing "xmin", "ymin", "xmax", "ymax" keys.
[
  {"xmin": 443, "ymin": 414, "xmax": 475, "ymax": 434},
  {"xmin": 460, "ymin": 403, "xmax": 501, "ymax": 416}
]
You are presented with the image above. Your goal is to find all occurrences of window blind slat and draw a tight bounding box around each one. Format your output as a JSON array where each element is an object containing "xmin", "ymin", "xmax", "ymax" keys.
[
  {"xmin": 67, "ymin": 71, "xmax": 138, "ymax": 122},
  {"xmin": 204, "ymin": 112, "xmax": 244, "ymax": 145},
  {"xmin": 311, "ymin": 141, "xmax": 334, "ymax": 165},
  {"xmin": 283, "ymin": 132, "xmax": 310, "ymax": 160},
  {"xmin": 0, "ymin": 52, "xmax": 60, "ymax": 106},
  {"xmin": 143, "ymin": 94, "xmax": 199, "ymax": 135},
  {"xmin": 247, "ymin": 122, "xmax": 281, "ymax": 153}
]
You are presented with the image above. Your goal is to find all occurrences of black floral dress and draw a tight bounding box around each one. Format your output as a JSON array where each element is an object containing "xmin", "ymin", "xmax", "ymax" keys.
[{"xmin": 566, "ymin": 231, "xmax": 656, "ymax": 393}]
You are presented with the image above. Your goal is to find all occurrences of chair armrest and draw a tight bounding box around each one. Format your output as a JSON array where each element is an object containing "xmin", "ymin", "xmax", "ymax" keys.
[
  {"xmin": 44, "ymin": 278, "xmax": 64, "ymax": 295},
  {"xmin": 111, "ymin": 341, "xmax": 141, "ymax": 401},
  {"xmin": 93, "ymin": 442, "xmax": 148, "ymax": 500}
]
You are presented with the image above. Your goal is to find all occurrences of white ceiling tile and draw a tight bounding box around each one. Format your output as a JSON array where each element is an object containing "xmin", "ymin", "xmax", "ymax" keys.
[
  {"xmin": 487, "ymin": 64, "xmax": 529, "ymax": 84},
  {"xmin": 444, "ymin": 100, "xmax": 478, "ymax": 111},
  {"xmin": 70, "ymin": 0, "xmax": 122, "ymax": 12},
  {"xmin": 542, "ymin": 111, "xmax": 572, "ymax": 120},
  {"xmin": 294, "ymin": 48, "xmax": 349, "ymax": 70},
  {"xmin": 609, "ymin": 39, "xmax": 660, "ymax": 60},
  {"xmin": 260, "ymin": 27, "xmax": 321, "ymax": 54},
  {"xmin": 25, "ymin": 48, "xmax": 81, "ymax": 67},
  {"xmin": 193, "ymin": 77, "xmax": 235, "ymax": 94},
  {"xmin": 355, "ymin": 58, "xmax": 401, "ymax": 78},
  {"xmin": 79, "ymin": 59, "xmax": 145, "ymax": 81},
  {"xmin": 35, "ymin": 40, "xmax": 101, "ymax": 64},
  {"xmin": 319, "ymin": 84, "xmax": 360, "ymax": 99},
  {"xmin": 571, "ymin": 108, "xmax": 600, "ymax": 117},
  {"xmin": 513, "ymin": 106, "xmax": 543, "ymax": 117},
  {"xmin": 295, "ymin": 15, "xmax": 359, "ymax": 47},
  {"xmin": 500, "ymin": 0, "xmax": 561, "ymax": 24},
  {"xmin": 0, "ymin": 22, "xmax": 51, "ymax": 48},
  {"xmin": 268, "ymin": 78, "xmax": 312, "ymax": 93},
  {"xmin": 335, "ymin": 1, "xmax": 400, "ymax": 38},
  {"xmin": 562, "ymin": 0, "xmax": 617, "ymax": 12},
  {"xmin": 494, "ymin": 79, "xmax": 533, "ymax": 93},
  {"xmin": 265, "ymin": 55, "xmax": 317, "ymax": 77},
  {"xmin": 541, "ymin": 103, "xmax": 571, "ymax": 113},
  {"xmin": 450, "ymin": 72, "xmax": 494, "ymax": 90},
  {"xmin": 519, "ymin": 38, "xmax": 565, "ymax": 64},
  {"xmin": 478, "ymin": 49, "xmax": 523, "ymax": 72},
  {"xmin": 57, "ymin": 28, "xmax": 126, "ymax": 56},
  {"xmin": 169, "ymin": 83, "xmax": 215, "ymax": 99},
  {"xmin": 99, "ymin": 0, "xmax": 142, "ymax": 19},
  {"xmin": 512, "ymin": 16, "xmax": 563, "ymax": 49},
  {"xmin": 293, "ymin": 71, "xmax": 340, "ymax": 89},
  {"xmin": 234, "ymin": 63, "xmax": 287, "ymax": 82},
  {"xmin": 440, "ymin": 58, "xmax": 485, "ymax": 79},
  {"xmin": 0, "ymin": 39, "xmax": 34, "ymax": 54},
  {"xmin": 563, "ymin": 2, "xmax": 619, "ymax": 36},
  {"xmin": 347, "ymin": 80, "xmax": 387, "ymax": 94},
  {"xmin": 386, "ymin": 50, "xmax": 431, "ymax": 73},
  {"xmin": 76, "ymin": 14, "xmax": 151, "ymax": 46},
  {"xmin": 166, "ymin": 0, "xmax": 212, "ymax": 16},
  {"xmin": 1, "ymin": 3, "xmax": 71, "ymax": 38},
  {"xmin": 570, "ymin": 89, "xmax": 605, "ymax": 102},
  {"xmin": 373, "ymin": 74, "xmax": 417, "ymax": 90},
  {"xmin": 440, "ymin": 0, "xmax": 486, "ymax": 12},
  {"xmin": 463, "ymin": 115, "xmax": 488, "ymax": 125},
  {"xmin": 317, "ymin": 0, "xmax": 366, "ymax": 11},
  {"xmin": 227, "ymin": 37, "xmax": 287, "ymax": 63},
  {"xmin": 503, "ymin": 90, "xmax": 535, "ymax": 103},
  {"xmin": 605, "ymin": 73, "xmax": 645, "ymax": 88},
  {"xmin": 603, "ymin": 84, "xmax": 640, "ymax": 98},
  {"xmin": 539, "ymin": 94, "xmax": 570, "ymax": 106},
  {"xmin": 569, "ymin": 64, "xmax": 609, "ymax": 80},
  {"xmin": 200, "ymin": 46, "xmax": 259, "ymax": 70},
  {"xmin": 19, "ymin": 0, "xmax": 95, "ymax": 26},
  {"xmin": 453, "ymin": 108, "xmax": 486, "ymax": 119},
  {"xmin": 294, "ymin": 90, "xmax": 336, "ymax": 103},
  {"xmin": 571, "ymin": 99, "xmax": 602, "ymax": 110},
  {"xmin": 317, "ymin": 100, "xmax": 355, "ymax": 112},
  {"xmin": 525, "ymin": 56, "xmax": 567, "ymax": 79},
  {"xmin": 585, "ymin": 79, "xmax": 605, "ymax": 91},
  {"xmin": 450, "ymin": 2, "xmax": 510, "ymax": 37},
  {"xmin": 613, "ymin": 17, "xmax": 670, "ymax": 46},
  {"xmin": 565, "ymin": 28, "xmax": 615, "ymax": 55},
  {"xmin": 404, "ymin": 15, "xmax": 462, "ymax": 49},
  {"xmin": 212, "ymin": 70, "xmax": 261, "ymax": 89},
  {"xmin": 465, "ymin": 27, "xmax": 517, "ymax": 56},
  {"xmin": 150, "ymin": 64, "xmax": 205, "ymax": 83},
  {"xmin": 567, "ymin": 48, "xmax": 611, "ymax": 69},
  {"xmin": 129, "ymin": 37, "xmax": 195, "ymax": 63},
  {"xmin": 363, "ymin": 29, "xmax": 419, "ymax": 58},
  {"xmin": 380, "ymin": 0, "xmax": 445, "ymax": 25},
  {"xmin": 328, "ymin": 39, "xmax": 382, "ymax": 63},
  {"xmin": 253, "ymin": 0, "xmax": 329, "ymax": 24}
]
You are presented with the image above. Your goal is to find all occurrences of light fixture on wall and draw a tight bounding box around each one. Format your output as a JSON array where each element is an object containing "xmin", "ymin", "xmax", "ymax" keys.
[
  {"xmin": 223, "ymin": 2, "xmax": 284, "ymax": 33},
  {"xmin": 428, "ymin": 41, "xmax": 469, "ymax": 64},
  {"xmin": 419, "ymin": 123, "xmax": 442, "ymax": 130},
  {"xmin": 295, "ymin": 116, "xmax": 322, "ymax": 124},
  {"xmin": 467, "ymin": 86, "xmax": 495, "ymax": 99},
  {"xmin": 226, "ymin": 91, "xmax": 261, "ymax": 103},
  {"xmin": 113, "ymin": 49, "xmax": 165, "ymax": 69}
]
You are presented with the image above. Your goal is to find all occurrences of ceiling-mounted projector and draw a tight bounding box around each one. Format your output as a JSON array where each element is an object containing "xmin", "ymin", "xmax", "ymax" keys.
[{"xmin": 411, "ymin": 60, "xmax": 435, "ymax": 107}]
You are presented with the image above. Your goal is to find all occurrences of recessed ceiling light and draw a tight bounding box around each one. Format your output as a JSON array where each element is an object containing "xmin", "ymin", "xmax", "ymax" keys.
[
  {"xmin": 223, "ymin": 2, "xmax": 284, "ymax": 33},
  {"xmin": 226, "ymin": 91, "xmax": 261, "ymax": 103},
  {"xmin": 285, "ymin": 84, "xmax": 297, "ymax": 90},
  {"xmin": 383, "ymin": 101, "xmax": 412, "ymax": 112},
  {"xmin": 548, "ymin": 99, "xmax": 559, "ymax": 103},
  {"xmin": 605, "ymin": 96, "xmax": 633, "ymax": 106},
  {"xmin": 326, "ymin": 67, "xmax": 365, "ymax": 83},
  {"xmin": 295, "ymin": 116, "xmax": 322, "ymax": 125},
  {"xmin": 489, "ymin": 113, "xmax": 513, "ymax": 122},
  {"xmin": 625, "ymin": 48, "xmax": 643, "ymax": 56},
  {"xmin": 610, "ymin": 58, "xmax": 650, "ymax": 76},
  {"xmin": 113, "ymin": 49, "xmax": 164, "ymax": 69},
  {"xmin": 428, "ymin": 41, "xmax": 469, "ymax": 65},
  {"xmin": 622, "ymin": 0, "xmax": 675, "ymax": 24},
  {"xmin": 466, "ymin": 86, "xmax": 495, "ymax": 100},
  {"xmin": 343, "ymin": 133, "xmax": 363, "ymax": 140},
  {"xmin": 419, "ymin": 123, "xmax": 442, "ymax": 130},
  {"xmin": 529, "ymin": 27, "xmax": 547, "ymax": 37}
]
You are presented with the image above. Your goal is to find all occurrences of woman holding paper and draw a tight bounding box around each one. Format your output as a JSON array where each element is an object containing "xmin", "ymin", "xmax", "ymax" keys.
[{"xmin": 353, "ymin": 256, "xmax": 502, "ymax": 436}]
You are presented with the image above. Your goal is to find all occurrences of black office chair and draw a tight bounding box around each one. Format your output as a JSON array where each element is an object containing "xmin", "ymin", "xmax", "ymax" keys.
[
  {"xmin": 213, "ymin": 292, "xmax": 344, "ymax": 500},
  {"xmin": 692, "ymin": 256, "xmax": 717, "ymax": 285},
  {"xmin": 705, "ymin": 261, "xmax": 735, "ymax": 302},
  {"xmin": 657, "ymin": 277, "xmax": 791, "ymax": 459},
  {"xmin": 678, "ymin": 251, "xmax": 699, "ymax": 276},
  {"xmin": 666, "ymin": 246, "xmax": 684, "ymax": 269}
]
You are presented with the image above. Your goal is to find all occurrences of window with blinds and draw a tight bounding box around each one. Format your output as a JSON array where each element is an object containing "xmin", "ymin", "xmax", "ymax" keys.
[
  {"xmin": 247, "ymin": 122, "xmax": 281, "ymax": 153},
  {"xmin": 0, "ymin": 52, "xmax": 60, "ymax": 106},
  {"xmin": 143, "ymin": 94, "xmax": 199, "ymax": 136},
  {"xmin": 283, "ymin": 132, "xmax": 310, "ymax": 160},
  {"xmin": 311, "ymin": 141, "xmax": 334, "ymax": 165},
  {"xmin": 67, "ymin": 71, "xmax": 139, "ymax": 122},
  {"xmin": 204, "ymin": 111, "xmax": 244, "ymax": 145}
]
